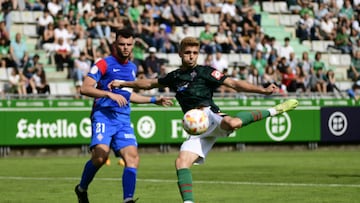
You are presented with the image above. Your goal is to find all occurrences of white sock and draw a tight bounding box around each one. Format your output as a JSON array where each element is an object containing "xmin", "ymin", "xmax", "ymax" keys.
[
  {"xmin": 184, "ymin": 201, "xmax": 194, "ymax": 203},
  {"xmin": 268, "ymin": 108, "xmax": 277, "ymax": 116}
]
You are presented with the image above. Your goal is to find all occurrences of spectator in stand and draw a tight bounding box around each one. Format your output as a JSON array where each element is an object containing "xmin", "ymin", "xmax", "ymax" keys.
[
  {"xmin": 268, "ymin": 37, "xmax": 279, "ymax": 66},
  {"xmin": 31, "ymin": 66, "xmax": 50, "ymax": 95},
  {"xmin": 277, "ymin": 56, "xmax": 289, "ymax": 74},
  {"xmin": 312, "ymin": 51, "xmax": 326, "ymax": 72},
  {"xmin": 47, "ymin": 0, "xmax": 62, "ymax": 18},
  {"xmin": 214, "ymin": 24, "xmax": 232, "ymax": 53},
  {"xmin": 54, "ymin": 19, "xmax": 72, "ymax": 45},
  {"xmin": 250, "ymin": 50, "xmax": 267, "ymax": 78},
  {"xmin": 77, "ymin": 0, "xmax": 92, "ymax": 16},
  {"xmin": 154, "ymin": 24, "xmax": 175, "ymax": 53},
  {"xmin": 315, "ymin": 2, "xmax": 331, "ymax": 21},
  {"xmin": 308, "ymin": 67, "xmax": 327, "ymax": 93},
  {"xmin": 0, "ymin": 21, "xmax": 10, "ymax": 44},
  {"xmin": 263, "ymin": 65, "xmax": 280, "ymax": 88},
  {"xmin": 288, "ymin": 52, "xmax": 298, "ymax": 73},
  {"xmin": 228, "ymin": 21, "xmax": 250, "ymax": 54},
  {"xmin": 92, "ymin": 1, "xmax": 111, "ymax": 41},
  {"xmin": 168, "ymin": 24, "xmax": 182, "ymax": 53},
  {"xmin": 220, "ymin": 0, "xmax": 237, "ymax": 23},
  {"xmin": 132, "ymin": 37, "xmax": 149, "ymax": 73},
  {"xmin": 23, "ymin": 54, "xmax": 41, "ymax": 94},
  {"xmin": 177, "ymin": 24, "xmax": 193, "ymax": 41},
  {"xmin": 255, "ymin": 35, "xmax": 271, "ymax": 60},
  {"xmin": 333, "ymin": 26, "xmax": 352, "ymax": 54},
  {"xmin": 0, "ymin": 37, "xmax": 10, "ymax": 68},
  {"xmin": 297, "ymin": 51, "xmax": 312, "ymax": 81},
  {"xmin": 73, "ymin": 52, "xmax": 90, "ymax": 99},
  {"xmin": 10, "ymin": 33, "xmax": 29, "ymax": 69},
  {"xmin": 203, "ymin": 53, "xmax": 213, "ymax": 66},
  {"xmin": 144, "ymin": 47, "xmax": 162, "ymax": 78},
  {"xmin": 8, "ymin": 67, "xmax": 27, "ymax": 96},
  {"xmin": 54, "ymin": 37, "xmax": 74, "ymax": 78},
  {"xmin": 278, "ymin": 37, "xmax": 294, "ymax": 61},
  {"xmin": 1, "ymin": 0, "xmax": 14, "ymax": 34},
  {"xmin": 139, "ymin": 8, "xmax": 156, "ymax": 48},
  {"xmin": 83, "ymin": 38, "xmax": 96, "ymax": 66},
  {"xmin": 184, "ymin": 0, "xmax": 206, "ymax": 26},
  {"xmin": 295, "ymin": 65, "xmax": 307, "ymax": 92},
  {"xmin": 347, "ymin": 80, "xmax": 360, "ymax": 101},
  {"xmin": 339, "ymin": 0, "xmax": 354, "ymax": 21},
  {"xmin": 325, "ymin": 69, "xmax": 340, "ymax": 93},
  {"xmin": 241, "ymin": 22, "xmax": 256, "ymax": 54},
  {"xmin": 281, "ymin": 65, "xmax": 297, "ymax": 93},
  {"xmin": 296, "ymin": 12, "xmax": 315, "ymax": 42},
  {"xmin": 80, "ymin": 10, "xmax": 93, "ymax": 37},
  {"xmin": 128, "ymin": 0, "xmax": 143, "ymax": 34},
  {"xmin": 319, "ymin": 13, "xmax": 336, "ymax": 40},
  {"xmin": 171, "ymin": 0, "xmax": 188, "ymax": 25},
  {"xmin": 36, "ymin": 9, "xmax": 54, "ymax": 39},
  {"xmin": 247, "ymin": 67, "xmax": 262, "ymax": 87},
  {"xmin": 95, "ymin": 38, "xmax": 111, "ymax": 60},
  {"xmin": 348, "ymin": 50, "xmax": 360, "ymax": 81},
  {"xmin": 212, "ymin": 50, "xmax": 228, "ymax": 73},
  {"xmin": 160, "ymin": 0, "xmax": 175, "ymax": 25},
  {"xmin": 145, "ymin": 0, "xmax": 162, "ymax": 23},
  {"xmin": 287, "ymin": 0, "xmax": 302, "ymax": 14},
  {"xmin": 199, "ymin": 23, "xmax": 215, "ymax": 54}
]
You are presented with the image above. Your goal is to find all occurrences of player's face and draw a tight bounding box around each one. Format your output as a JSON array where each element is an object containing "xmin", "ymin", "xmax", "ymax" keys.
[
  {"xmin": 180, "ymin": 46, "xmax": 199, "ymax": 69},
  {"xmin": 113, "ymin": 36, "xmax": 134, "ymax": 59}
]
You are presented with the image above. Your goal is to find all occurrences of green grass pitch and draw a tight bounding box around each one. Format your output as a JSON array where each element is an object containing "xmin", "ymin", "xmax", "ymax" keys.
[{"xmin": 0, "ymin": 148, "xmax": 359, "ymax": 203}]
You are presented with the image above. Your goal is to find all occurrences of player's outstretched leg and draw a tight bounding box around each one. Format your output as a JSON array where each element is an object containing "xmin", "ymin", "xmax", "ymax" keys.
[
  {"xmin": 269, "ymin": 99, "xmax": 299, "ymax": 116},
  {"xmin": 235, "ymin": 99, "xmax": 298, "ymax": 128}
]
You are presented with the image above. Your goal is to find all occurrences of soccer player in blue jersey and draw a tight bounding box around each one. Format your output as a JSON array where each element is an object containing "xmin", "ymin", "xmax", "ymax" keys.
[
  {"xmin": 109, "ymin": 37, "xmax": 298, "ymax": 203},
  {"xmin": 74, "ymin": 29, "xmax": 173, "ymax": 203}
]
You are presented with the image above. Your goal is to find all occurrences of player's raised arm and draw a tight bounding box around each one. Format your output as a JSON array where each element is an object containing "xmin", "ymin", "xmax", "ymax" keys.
[
  {"xmin": 109, "ymin": 78, "xmax": 162, "ymax": 90},
  {"xmin": 222, "ymin": 77, "xmax": 279, "ymax": 95}
]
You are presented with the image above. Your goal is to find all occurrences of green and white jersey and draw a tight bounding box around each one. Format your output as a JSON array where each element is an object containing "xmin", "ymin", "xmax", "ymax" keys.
[{"xmin": 158, "ymin": 65, "xmax": 227, "ymax": 113}]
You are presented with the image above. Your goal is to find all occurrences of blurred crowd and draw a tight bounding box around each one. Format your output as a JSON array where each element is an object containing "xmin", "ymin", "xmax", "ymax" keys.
[{"xmin": 0, "ymin": 0, "xmax": 359, "ymax": 101}]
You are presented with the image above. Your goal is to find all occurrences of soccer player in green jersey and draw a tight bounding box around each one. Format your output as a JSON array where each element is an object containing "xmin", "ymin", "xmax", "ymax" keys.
[{"xmin": 109, "ymin": 37, "xmax": 298, "ymax": 203}]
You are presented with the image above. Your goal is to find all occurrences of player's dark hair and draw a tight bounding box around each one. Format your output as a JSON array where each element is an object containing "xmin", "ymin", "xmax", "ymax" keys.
[{"xmin": 116, "ymin": 29, "xmax": 134, "ymax": 39}]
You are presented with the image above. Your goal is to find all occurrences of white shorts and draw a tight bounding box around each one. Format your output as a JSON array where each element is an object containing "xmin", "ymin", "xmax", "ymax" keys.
[{"xmin": 180, "ymin": 107, "xmax": 233, "ymax": 164}]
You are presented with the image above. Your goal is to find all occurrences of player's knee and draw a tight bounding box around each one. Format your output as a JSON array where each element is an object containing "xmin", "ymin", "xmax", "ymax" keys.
[
  {"xmin": 91, "ymin": 156, "xmax": 108, "ymax": 167},
  {"xmin": 124, "ymin": 154, "xmax": 140, "ymax": 168},
  {"xmin": 175, "ymin": 156, "xmax": 191, "ymax": 169},
  {"xmin": 221, "ymin": 116, "xmax": 242, "ymax": 131}
]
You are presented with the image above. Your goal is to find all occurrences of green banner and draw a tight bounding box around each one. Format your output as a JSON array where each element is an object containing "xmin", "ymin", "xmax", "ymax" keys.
[{"xmin": 0, "ymin": 98, "xmax": 357, "ymax": 146}]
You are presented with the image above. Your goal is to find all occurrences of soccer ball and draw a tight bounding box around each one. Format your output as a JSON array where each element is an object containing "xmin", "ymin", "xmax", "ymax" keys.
[{"xmin": 182, "ymin": 109, "xmax": 209, "ymax": 135}]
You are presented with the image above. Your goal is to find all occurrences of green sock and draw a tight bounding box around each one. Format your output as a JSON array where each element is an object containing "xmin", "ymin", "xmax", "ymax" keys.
[
  {"xmin": 177, "ymin": 168, "xmax": 194, "ymax": 202},
  {"xmin": 236, "ymin": 110, "xmax": 270, "ymax": 127}
]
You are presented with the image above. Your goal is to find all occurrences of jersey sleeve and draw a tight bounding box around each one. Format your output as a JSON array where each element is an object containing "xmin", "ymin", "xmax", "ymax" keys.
[
  {"xmin": 87, "ymin": 59, "xmax": 107, "ymax": 81},
  {"xmin": 158, "ymin": 71, "xmax": 175, "ymax": 87},
  {"xmin": 200, "ymin": 66, "xmax": 227, "ymax": 85}
]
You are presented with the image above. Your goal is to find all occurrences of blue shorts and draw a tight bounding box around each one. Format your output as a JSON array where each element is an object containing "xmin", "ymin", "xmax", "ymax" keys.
[{"xmin": 89, "ymin": 110, "xmax": 137, "ymax": 156}]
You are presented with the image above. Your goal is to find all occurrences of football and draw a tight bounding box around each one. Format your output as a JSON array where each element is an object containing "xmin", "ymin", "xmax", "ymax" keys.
[{"xmin": 182, "ymin": 109, "xmax": 209, "ymax": 135}]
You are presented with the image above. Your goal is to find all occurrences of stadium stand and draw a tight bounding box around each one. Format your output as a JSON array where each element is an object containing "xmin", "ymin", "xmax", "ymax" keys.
[{"xmin": 1, "ymin": 0, "xmax": 357, "ymax": 99}]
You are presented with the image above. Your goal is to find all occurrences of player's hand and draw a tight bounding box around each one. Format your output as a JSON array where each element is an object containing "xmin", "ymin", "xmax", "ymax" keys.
[
  {"xmin": 108, "ymin": 80, "xmax": 122, "ymax": 91},
  {"xmin": 264, "ymin": 83, "xmax": 279, "ymax": 95},
  {"xmin": 108, "ymin": 92, "xmax": 128, "ymax": 106},
  {"xmin": 155, "ymin": 97, "xmax": 174, "ymax": 107}
]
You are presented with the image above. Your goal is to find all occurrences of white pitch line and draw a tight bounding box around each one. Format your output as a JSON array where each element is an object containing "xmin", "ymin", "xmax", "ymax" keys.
[{"xmin": 0, "ymin": 176, "xmax": 359, "ymax": 188}]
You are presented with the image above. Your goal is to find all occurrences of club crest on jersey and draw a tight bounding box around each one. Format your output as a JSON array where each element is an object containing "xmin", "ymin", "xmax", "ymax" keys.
[
  {"xmin": 90, "ymin": 66, "xmax": 99, "ymax": 74},
  {"xmin": 211, "ymin": 70, "xmax": 223, "ymax": 80}
]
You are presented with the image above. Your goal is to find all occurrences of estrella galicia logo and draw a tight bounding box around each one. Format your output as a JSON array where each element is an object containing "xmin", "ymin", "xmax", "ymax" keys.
[
  {"xmin": 265, "ymin": 113, "xmax": 291, "ymax": 141},
  {"xmin": 137, "ymin": 116, "xmax": 156, "ymax": 139},
  {"xmin": 328, "ymin": 111, "xmax": 347, "ymax": 136}
]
